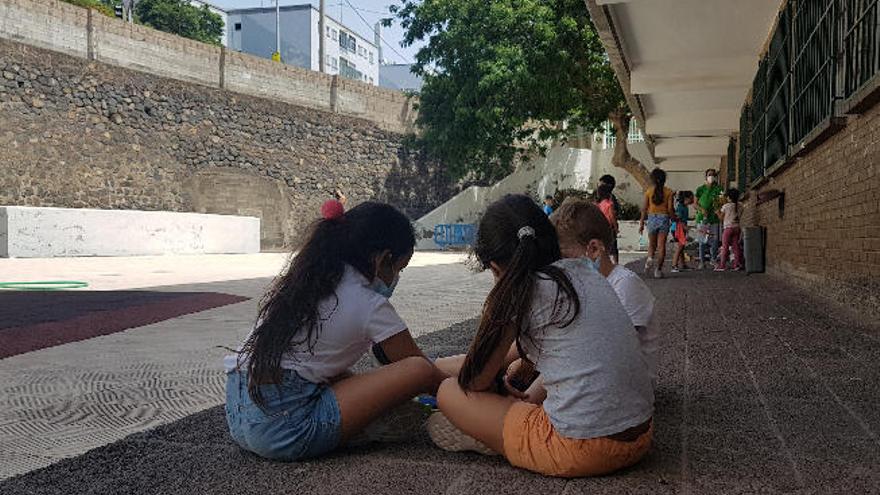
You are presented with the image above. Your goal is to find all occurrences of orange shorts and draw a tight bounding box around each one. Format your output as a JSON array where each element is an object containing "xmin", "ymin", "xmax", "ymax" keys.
[{"xmin": 502, "ymin": 402, "xmax": 653, "ymax": 478}]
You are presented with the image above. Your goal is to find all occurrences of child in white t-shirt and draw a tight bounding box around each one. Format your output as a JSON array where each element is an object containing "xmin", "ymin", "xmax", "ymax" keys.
[
  {"xmin": 224, "ymin": 200, "xmax": 446, "ymax": 462},
  {"xmin": 425, "ymin": 194, "xmax": 653, "ymax": 478},
  {"xmin": 551, "ymin": 199, "xmax": 659, "ymax": 383},
  {"xmin": 716, "ymin": 188, "xmax": 744, "ymax": 271}
]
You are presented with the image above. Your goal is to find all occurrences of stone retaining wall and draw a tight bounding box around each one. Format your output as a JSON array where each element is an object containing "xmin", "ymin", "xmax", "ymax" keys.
[{"xmin": 0, "ymin": 40, "xmax": 452, "ymax": 249}]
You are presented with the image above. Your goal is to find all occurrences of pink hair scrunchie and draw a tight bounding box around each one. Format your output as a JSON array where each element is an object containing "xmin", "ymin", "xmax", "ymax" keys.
[{"xmin": 321, "ymin": 199, "xmax": 345, "ymax": 221}]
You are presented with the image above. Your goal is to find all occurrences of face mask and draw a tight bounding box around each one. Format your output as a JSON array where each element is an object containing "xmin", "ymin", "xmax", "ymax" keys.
[
  {"xmin": 583, "ymin": 255, "xmax": 601, "ymax": 272},
  {"xmin": 707, "ymin": 176, "xmax": 717, "ymax": 184},
  {"xmin": 369, "ymin": 274, "xmax": 399, "ymax": 298}
]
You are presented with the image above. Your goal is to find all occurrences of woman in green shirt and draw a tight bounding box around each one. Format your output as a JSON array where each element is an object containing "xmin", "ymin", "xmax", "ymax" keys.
[{"xmin": 694, "ymin": 169, "xmax": 723, "ymax": 269}]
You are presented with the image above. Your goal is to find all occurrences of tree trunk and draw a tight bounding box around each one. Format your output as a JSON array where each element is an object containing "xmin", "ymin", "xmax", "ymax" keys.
[{"xmin": 608, "ymin": 111, "xmax": 652, "ymax": 190}]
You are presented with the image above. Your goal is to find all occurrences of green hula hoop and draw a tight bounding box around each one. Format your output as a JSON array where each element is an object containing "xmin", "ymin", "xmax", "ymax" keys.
[{"xmin": 0, "ymin": 281, "xmax": 89, "ymax": 291}]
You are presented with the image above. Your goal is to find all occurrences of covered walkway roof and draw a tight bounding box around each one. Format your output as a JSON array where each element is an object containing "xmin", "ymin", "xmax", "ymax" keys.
[{"xmin": 587, "ymin": 0, "xmax": 784, "ymax": 174}]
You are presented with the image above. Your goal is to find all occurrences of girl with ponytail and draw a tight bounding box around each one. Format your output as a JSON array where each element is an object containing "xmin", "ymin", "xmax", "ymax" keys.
[
  {"xmin": 639, "ymin": 167, "xmax": 676, "ymax": 279},
  {"xmin": 224, "ymin": 200, "xmax": 446, "ymax": 461},
  {"xmin": 427, "ymin": 194, "xmax": 655, "ymax": 478}
]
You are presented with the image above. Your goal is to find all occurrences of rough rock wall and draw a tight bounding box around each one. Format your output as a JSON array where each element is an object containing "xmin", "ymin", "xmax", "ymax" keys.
[{"xmin": 0, "ymin": 41, "xmax": 454, "ymax": 249}]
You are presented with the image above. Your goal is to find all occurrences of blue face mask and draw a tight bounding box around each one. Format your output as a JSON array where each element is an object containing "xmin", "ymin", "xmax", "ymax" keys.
[
  {"xmin": 583, "ymin": 255, "xmax": 601, "ymax": 272},
  {"xmin": 369, "ymin": 274, "xmax": 399, "ymax": 298}
]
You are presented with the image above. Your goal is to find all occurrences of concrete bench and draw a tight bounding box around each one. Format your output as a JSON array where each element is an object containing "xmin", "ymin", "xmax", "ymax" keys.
[{"xmin": 0, "ymin": 206, "xmax": 260, "ymax": 258}]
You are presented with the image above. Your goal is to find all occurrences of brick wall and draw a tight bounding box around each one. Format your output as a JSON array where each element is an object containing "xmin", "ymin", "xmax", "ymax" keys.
[
  {"xmin": 0, "ymin": 0, "xmax": 416, "ymax": 134},
  {"xmin": 743, "ymin": 102, "xmax": 880, "ymax": 317}
]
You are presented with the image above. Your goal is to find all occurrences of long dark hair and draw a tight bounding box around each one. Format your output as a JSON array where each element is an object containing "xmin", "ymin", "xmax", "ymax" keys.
[
  {"xmin": 240, "ymin": 202, "xmax": 415, "ymax": 406},
  {"xmin": 651, "ymin": 168, "xmax": 667, "ymax": 205},
  {"xmin": 458, "ymin": 194, "xmax": 580, "ymax": 390},
  {"xmin": 597, "ymin": 183, "xmax": 614, "ymax": 201}
]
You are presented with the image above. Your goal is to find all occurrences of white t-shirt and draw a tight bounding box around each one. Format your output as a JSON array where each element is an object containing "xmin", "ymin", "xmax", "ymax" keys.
[
  {"xmin": 224, "ymin": 265, "xmax": 408, "ymax": 383},
  {"xmin": 521, "ymin": 259, "xmax": 654, "ymax": 439},
  {"xmin": 606, "ymin": 265, "xmax": 658, "ymax": 382},
  {"xmin": 721, "ymin": 202, "xmax": 741, "ymax": 228}
]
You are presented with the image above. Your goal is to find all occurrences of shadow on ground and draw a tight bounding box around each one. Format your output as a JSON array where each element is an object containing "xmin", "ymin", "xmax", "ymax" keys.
[
  {"xmin": 0, "ymin": 291, "xmax": 248, "ymax": 358},
  {"xmin": 2, "ymin": 265, "xmax": 880, "ymax": 494}
]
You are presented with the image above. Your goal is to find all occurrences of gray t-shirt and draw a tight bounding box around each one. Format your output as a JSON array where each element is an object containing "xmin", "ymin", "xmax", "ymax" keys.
[{"xmin": 521, "ymin": 259, "xmax": 654, "ymax": 439}]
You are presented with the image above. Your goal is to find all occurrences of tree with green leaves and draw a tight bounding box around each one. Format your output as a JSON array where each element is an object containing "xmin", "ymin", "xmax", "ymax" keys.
[
  {"xmin": 388, "ymin": 0, "xmax": 649, "ymax": 186},
  {"xmin": 135, "ymin": 0, "xmax": 224, "ymax": 46},
  {"xmin": 61, "ymin": 0, "xmax": 115, "ymax": 17}
]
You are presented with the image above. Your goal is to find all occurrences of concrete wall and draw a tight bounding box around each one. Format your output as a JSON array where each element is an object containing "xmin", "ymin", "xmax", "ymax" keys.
[
  {"xmin": 0, "ymin": 0, "xmax": 88, "ymax": 58},
  {"xmin": 744, "ymin": 100, "xmax": 880, "ymax": 318},
  {"xmin": 0, "ymin": 0, "xmax": 414, "ymax": 133},
  {"xmin": 93, "ymin": 14, "xmax": 221, "ymax": 88},
  {"xmin": 0, "ymin": 206, "xmax": 259, "ymax": 257}
]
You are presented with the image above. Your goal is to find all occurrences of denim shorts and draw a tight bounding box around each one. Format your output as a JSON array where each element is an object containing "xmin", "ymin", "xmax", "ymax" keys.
[
  {"xmin": 646, "ymin": 214, "xmax": 671, "ymax": 235},
  {"xmin": 225, "ymin": 369, "xmax": 341, "ymax": 461}
]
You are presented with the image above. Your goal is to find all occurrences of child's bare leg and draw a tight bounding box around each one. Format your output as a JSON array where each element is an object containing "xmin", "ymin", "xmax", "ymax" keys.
[
  {"xmin": 435, "ymin": 377, "xmax": 516, "ymax": 454},
  {"xmin": 435, "ymin": 343, "xmax": 519, "ymax": 378},
  {"xmin": 656, "ymin": 232, "xmax": 668, "ymax": 269},
  {"xmin": 434, "ymin": 355, "xmax": 465, "ymax": 377},
  {"xmin": 333, "ymin": 357, "xmax": 439, "ymax": 442}
]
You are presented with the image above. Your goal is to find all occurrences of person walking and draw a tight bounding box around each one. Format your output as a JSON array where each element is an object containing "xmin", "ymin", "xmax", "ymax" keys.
[{"xmin": 694, "ymin": 169, "xmax": 723, "ymax": 270}]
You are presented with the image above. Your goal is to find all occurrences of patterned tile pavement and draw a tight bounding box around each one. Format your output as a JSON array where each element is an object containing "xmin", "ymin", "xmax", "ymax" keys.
[{"xmin": 0, "ymin": 253, "xmax": 494, "ymax": 480}]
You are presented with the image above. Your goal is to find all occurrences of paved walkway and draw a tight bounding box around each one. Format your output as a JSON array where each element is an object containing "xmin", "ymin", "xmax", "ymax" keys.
[
  {"xmin": 2, "ymin": 259, "xmax": 880, "ymax": 493},
  {"xmin": 0, "ymin": 253, "xmax": 493, "ymax": 479}
]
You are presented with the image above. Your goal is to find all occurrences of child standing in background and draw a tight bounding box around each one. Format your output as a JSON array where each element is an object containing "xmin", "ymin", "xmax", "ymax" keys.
[
  {"xmin": 595, "ymin": 183, "xmax": 620, "ymax": 265},
  {"xmin": 694, "ymin": 169, "xmax": 723, "ymax": 269},
  {"xmin": 639, "ymin": 168, "xmax": 675, "ymax": 279},
  {"xmin": 599, "ymin": 175, "xmax": 621, "ymax": 264},
  {"xmin": 671, "ymin": 191, "xmax": 694, "ymax": 273},
  {"xmin": 716, "ymin": 188, "xmax": 744, "ymax": 271}
]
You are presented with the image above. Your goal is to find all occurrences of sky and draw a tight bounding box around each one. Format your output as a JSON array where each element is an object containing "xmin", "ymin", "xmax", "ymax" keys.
[{"xmin": 208, "ymin": 0, "xmax": 425, "ymax": 65}]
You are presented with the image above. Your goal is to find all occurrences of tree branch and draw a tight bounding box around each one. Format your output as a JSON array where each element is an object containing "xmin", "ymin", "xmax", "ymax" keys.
[{"xmin": 608, "ymin": 110, "xmax": 651, "ymax": 190}]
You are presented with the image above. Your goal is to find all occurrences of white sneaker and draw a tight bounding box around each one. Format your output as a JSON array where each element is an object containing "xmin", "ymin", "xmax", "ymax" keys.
[
  {"xmin": 426, "ymin": 412, "xmax": 498, "ymax": 456},
  {"xmin": 697, "ymin": 261, "xmax": 705, "ymax": 270},
  {"xmin": 644, "ymin": 257, "xmax": 654, "ymax": 274},
  {"xmin": 653, "ymin": 268, "xmax": 663, "ymax": 279}
]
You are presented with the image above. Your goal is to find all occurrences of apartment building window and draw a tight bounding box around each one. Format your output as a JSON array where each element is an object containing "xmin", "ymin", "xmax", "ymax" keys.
[
  {"xmin": 369, "ymin": 51, "xmax": 374, "ymax": 64},
  {"xmin": 331, "ymin": 57, "xmax": 338, "ymax": 70},
  {"xmin": 331, "ymin": 28, "xmax": 338, "ymax": 41},
  {"xmin": 234, "ymin": 23, "xmax": 241, "ymax": 31},
  {"xmin": 358, "ymin": 46, "xmax": 366, "ymax": 57},
  {"xmin": 339, "ymin": 32, "xmax": 356, "ymax": 53},
  {"xmin": 339, "ymin": 57, "xmax": 363, "ymax": 81}
]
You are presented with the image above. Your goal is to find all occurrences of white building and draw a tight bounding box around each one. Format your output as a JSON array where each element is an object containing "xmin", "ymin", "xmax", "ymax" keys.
[{"xmin": 226, "ymin": 4, "xmax": 379, "ymax": 85}]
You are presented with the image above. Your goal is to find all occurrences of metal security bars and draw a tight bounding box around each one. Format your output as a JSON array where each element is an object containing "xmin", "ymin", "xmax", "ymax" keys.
[
  {"xmin": 765, "ymin": 4, "xmax": 792, "ymax": 171},
  {"xmin": 841, "ymin": 0, "xmax": 880, "ymax": 99},
  {"xmin": 749, "ymin": 60, "xmax": 767, "ymax": 183},
  {"xmin": 739, "ymin": 0, "xmax": 880, "ymax": 188},
  {"xmin": 727, "ymin": 138, "xmax": 737, "ymax": 187},
  {"xmin": 738, "ymin": 106, "xmax": 750, "ymax": 192},
  {"xmin": 791, "ymin": 0, "xmax": 838, "ymax": 146}
]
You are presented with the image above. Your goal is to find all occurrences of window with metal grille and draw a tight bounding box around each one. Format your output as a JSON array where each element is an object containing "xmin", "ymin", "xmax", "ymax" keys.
[
  {"xmin": 738, "ymin": 106, "xmax": 750, "ymax": 193},
  {"xmin": 791, "ymin": 0, "xmax": 839, "ymax": 146},
  {"xmin": 727, "ymin": 137, "xmax": 737, "ymax": 187},
  {"xmin": 840, "ymin": 0, "xmax": 880, "ymax": 101},
  {"xmin": 748, "ymin": 60, "xmax": 767, "ymax": 184},
  {"xmin": 764, "ymin": 4, "xmax": 791, "ymax": 171}
]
